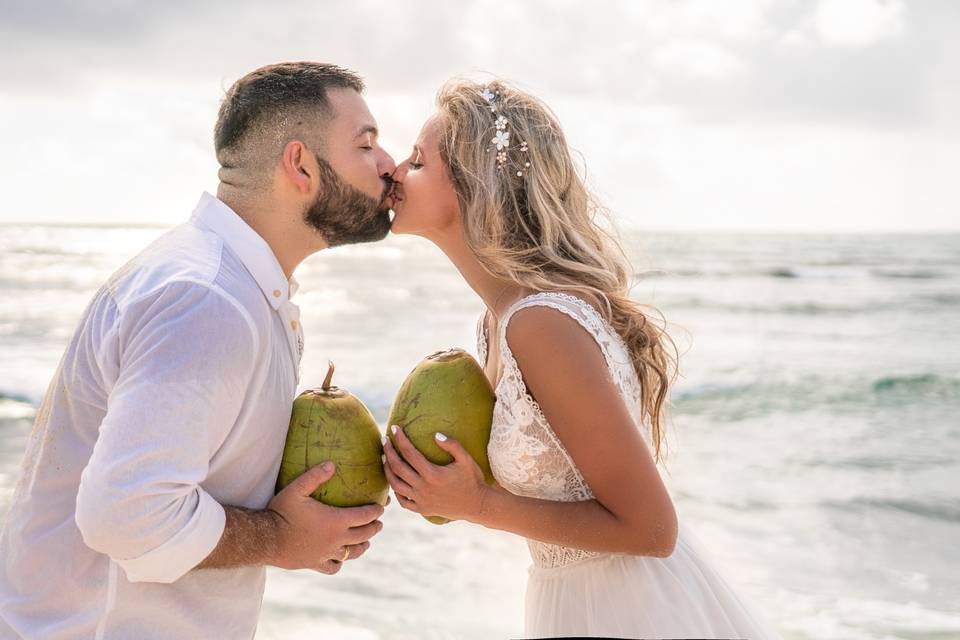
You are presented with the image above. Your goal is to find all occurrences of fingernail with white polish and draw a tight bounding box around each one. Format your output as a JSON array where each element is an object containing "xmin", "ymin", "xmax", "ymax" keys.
[
  {"xmin": 391, "ymin": 425, "xmax": 398, "ymax": 435},
  {"xmin": 435, "ymin": 432, "xmax": 447, "ymax": 441}
]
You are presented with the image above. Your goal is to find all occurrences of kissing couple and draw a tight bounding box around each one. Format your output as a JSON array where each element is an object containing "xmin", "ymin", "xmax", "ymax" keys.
[{"xmin": 0, "ymin": 62, "xmax": 781, "ymax": 639}]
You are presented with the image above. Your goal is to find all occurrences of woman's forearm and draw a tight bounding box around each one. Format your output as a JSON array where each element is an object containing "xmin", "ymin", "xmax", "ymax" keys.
[
  {"xmin": 382, "ymin": 424, "xmax": 677, "ymax": 557},
  {"xmin": 469, "ymin": 484, "xmax": 676, "ymax": 557}
]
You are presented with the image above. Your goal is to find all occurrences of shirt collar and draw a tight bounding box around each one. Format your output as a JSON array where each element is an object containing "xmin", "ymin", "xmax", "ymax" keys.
[{"xmin": 190, "ymin": 191, "xmax": 298, "ymax": 310}]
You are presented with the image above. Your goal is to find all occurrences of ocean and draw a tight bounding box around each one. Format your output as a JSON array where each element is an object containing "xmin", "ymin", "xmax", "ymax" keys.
[{"xmin": 1, "ymin": 223, "xmax": 958, "ymax": 639}]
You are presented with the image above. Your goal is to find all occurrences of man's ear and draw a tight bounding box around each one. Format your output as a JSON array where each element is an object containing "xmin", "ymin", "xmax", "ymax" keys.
[{"xmin": 281, "ymin": 140, "xmax": 313, "ymax": 194}]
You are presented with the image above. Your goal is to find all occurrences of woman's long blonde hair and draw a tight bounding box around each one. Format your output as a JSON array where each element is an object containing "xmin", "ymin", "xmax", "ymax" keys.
[{"xmin": 436, "ymin": 78, "xmax": 677, "ymax": 461}]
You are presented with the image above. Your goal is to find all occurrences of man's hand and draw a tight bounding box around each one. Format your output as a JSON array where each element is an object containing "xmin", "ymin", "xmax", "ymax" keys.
[
  {"xmin": 195, "ymin": 462, "xmax": 386, "ymax": 575},
  {"xmin": 266, "ymin": 462, "xmax": 386, "ymax": 574}
]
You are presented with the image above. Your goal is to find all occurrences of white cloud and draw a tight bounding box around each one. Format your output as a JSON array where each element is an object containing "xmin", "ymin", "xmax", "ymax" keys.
[
  {"xmin": 652, "ymin": 40, "xmax": 745, "ymax": 78},
  {"xmin": 0, "ymin": 0, "xmax": 956, "ymax": 231},
  {"xmin": 644, "ymin": 0, "xmax": 777, "ymax": 41},
  {"xmin": 814, "ymin": 0, "xmax": 905, "ymax": 48}
]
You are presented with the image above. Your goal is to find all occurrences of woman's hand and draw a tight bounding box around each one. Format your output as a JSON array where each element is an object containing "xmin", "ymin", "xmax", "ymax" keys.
[{"xmin": 383, "ymin": 425, "xmax": 489, "ymax": 523}]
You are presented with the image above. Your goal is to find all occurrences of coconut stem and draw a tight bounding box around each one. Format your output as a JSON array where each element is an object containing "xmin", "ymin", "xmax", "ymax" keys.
[{"xmin": 322, "ymin": 361, "xmax": 335, "ymax": 390}]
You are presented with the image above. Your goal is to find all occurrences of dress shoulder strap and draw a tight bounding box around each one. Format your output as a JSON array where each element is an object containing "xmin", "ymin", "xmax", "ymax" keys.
[
  {"xmin": 497, "ymin": 290, "xmax": 650, "ymax": 441},
  {"xmin": 498, "ymin": 292, "xmax": 619, "ymax": 354},
  {"xmin": 498, "ymin": 291, "xmax": 636, "ymax": 378}
]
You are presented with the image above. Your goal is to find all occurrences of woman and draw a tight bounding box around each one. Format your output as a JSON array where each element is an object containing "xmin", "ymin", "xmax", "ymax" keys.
[{"xmin": 384, "ymin": 78, "xmax": 780, "ymax": 639}]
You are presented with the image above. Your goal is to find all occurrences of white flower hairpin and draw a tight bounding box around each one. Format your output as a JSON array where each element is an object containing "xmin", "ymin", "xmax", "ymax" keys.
[{"xmin": 482, "ymin": 86, "xmax": 531, "ymax": 177}]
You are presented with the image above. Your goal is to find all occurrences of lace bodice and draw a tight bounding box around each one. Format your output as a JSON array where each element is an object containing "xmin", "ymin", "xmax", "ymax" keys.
[{"xmin": 477, "ymin": 292, "xmax": 651, "ymax": 568}]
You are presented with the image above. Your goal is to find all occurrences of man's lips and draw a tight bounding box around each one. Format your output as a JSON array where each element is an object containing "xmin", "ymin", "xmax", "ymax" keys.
[{"xmin": 384, "ymin": 182, "xmax": 402, "ymax": 203}]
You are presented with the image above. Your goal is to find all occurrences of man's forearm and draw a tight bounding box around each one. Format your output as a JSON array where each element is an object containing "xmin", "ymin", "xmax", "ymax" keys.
[{"xmin": 194, "ymin": 505, "xmax": 282, "ymax": 571}]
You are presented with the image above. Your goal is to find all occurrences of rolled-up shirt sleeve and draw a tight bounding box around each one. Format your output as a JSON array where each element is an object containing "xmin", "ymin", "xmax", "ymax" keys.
[{"xmin": 75, "ymin": 280, "xmax": 260, "ymax": 584}]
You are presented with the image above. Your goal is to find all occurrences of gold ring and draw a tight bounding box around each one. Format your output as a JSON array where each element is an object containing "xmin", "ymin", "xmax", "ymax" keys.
[{"xmin": 341, "ymin": 547, "xmax": 350, "ymax": 562}]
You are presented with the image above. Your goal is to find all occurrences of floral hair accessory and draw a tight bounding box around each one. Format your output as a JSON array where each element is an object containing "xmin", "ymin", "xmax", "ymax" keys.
[{"xmin": 481, "ymin": 86, "xmax": 530, "ymax": 177}]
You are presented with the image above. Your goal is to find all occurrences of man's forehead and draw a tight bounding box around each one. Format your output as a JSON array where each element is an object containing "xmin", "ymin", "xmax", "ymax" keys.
[{"xmin": 327, "ymin": 87, "xmax": 377, "ymax": 136}]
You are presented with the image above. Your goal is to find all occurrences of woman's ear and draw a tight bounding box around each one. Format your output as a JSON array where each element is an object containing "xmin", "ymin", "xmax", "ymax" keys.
[{"xmin": 281, "ymin": 140, "xmax": 314, "ymax": 194}]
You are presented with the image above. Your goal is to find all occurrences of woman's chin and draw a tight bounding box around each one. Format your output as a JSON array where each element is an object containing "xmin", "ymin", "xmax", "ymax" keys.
[
  {"xmin": 389, "ymin": 204, "xmax": 439, "ymax": 239},
  {"xmin": 388, "ymin": 209, "xmax": 405, "ymax": 235},
  {"xmin": 389, "ymin": 203, "xmax": 416, "ymax": 235}
]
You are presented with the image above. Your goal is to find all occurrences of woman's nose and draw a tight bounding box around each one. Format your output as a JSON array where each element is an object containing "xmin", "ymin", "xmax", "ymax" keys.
[{"xmin": 391, "ymin": 163, "xmax": 407, "ymax": 183}]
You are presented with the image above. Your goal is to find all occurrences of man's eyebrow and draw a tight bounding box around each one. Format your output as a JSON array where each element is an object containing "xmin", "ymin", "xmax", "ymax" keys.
[{"xmin": 354, "ymin": 124, "xmax": 379, "ymax": 139}]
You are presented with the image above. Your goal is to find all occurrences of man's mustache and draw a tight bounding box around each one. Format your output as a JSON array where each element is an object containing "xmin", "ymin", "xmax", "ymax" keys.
[{"xmin": 379, "ymin": 176, "xmax": 395, "ymax": 205}]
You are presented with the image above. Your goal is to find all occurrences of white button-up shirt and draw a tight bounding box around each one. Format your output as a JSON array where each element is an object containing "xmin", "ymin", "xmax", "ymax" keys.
[{"xmin": 0, "ymin": 193, "xmax": 305, "ymax": 639}]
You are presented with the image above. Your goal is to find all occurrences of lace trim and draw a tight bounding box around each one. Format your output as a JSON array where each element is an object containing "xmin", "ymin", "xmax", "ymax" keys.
[
  {"xmin": 476, "ymin": 311, "xmax": 489, "ymax": 368},
  {"xmin": 496, "ymin": 305, "xmax": 588, "ymax": 499},
  {"xmin": 528, "ymin": 539, "xmax": 612, "ymax": 568},
  {"xmin": 504, "ymin": 292, "xmax": 647, "ymax": 437},
  {"xmin": 497, "ymin": 290, "xmax": 647, "ymax": 453}
]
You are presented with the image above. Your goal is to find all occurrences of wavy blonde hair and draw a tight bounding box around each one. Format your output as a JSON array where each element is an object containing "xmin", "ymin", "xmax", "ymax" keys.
[{"xmin": 435, "ymin": 78, "xmax": 677, "ymax": 461}]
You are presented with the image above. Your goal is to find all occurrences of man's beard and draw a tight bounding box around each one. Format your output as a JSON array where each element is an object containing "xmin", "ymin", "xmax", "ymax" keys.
[{"xmin": 303, "ymin": 156, "xmax": 393, "ymax": 247}]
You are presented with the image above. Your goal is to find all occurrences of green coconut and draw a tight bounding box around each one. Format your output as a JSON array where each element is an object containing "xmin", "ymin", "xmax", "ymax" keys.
[
  {"xmin": 387, "ymin": 348, "xmax": 496, "ymax": 525},
  {"xmin": 276, "ymin": 362, "xmax": 388, "ymax": 507}
]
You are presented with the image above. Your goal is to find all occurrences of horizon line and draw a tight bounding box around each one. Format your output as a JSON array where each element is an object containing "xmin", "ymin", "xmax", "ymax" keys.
[{"xmin": 0, "ymin": 221, "xmax": 957, "ymax": 236}]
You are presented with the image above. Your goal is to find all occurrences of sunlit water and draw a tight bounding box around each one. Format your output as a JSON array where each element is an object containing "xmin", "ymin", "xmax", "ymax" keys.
[{"xmin": 1, "ymin": 223, "xmax": 958, "ymax": 639}]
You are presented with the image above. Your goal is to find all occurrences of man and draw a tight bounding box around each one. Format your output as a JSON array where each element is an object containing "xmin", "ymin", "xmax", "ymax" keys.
[{"xmin": 0, "ymin": 62, "xmax": 396, "ymax": 639}]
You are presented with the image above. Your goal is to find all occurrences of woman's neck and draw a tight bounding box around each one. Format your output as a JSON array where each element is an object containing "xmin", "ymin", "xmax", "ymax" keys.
[{"xmin": 431, "ymin": 227, "xmax": 529, "ymax": 318}]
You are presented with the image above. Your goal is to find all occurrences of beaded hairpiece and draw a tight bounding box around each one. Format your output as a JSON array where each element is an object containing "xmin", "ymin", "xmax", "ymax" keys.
[{"xmin": 481, "ymin": 86, "xmax": 531, "ymax": 177}]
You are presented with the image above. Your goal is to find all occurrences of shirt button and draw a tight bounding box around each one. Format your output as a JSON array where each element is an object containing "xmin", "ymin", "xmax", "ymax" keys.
[
  {"xmin": 273, "ymin": 289, "xmax": 281, "ymax": 298},
  {"xmin": 291, "ymin": 320, "xmax": 298, "ymax": 330}
]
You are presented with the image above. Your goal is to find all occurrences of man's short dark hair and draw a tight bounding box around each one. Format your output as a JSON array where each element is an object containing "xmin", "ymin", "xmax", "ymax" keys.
[{"xmin": 214, "ymin": 62, "xmax": 364, "ymax": 167}]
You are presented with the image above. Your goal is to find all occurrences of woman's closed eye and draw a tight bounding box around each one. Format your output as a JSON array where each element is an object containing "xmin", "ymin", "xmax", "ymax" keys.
[{"xmin": 408, "ymin": 148, "xmax": 423, "ymax": 169}]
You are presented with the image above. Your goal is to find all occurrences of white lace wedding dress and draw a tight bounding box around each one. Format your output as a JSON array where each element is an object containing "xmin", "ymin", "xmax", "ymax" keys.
[{"xmin": 478, "ymin": 292, "xmax": 781, "ymax": 639}]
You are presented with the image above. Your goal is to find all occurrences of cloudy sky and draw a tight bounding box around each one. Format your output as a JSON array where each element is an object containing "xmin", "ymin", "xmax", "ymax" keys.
[{"xmin": 1, "ymin": 0, "xmax": 957, "ymax": 231}]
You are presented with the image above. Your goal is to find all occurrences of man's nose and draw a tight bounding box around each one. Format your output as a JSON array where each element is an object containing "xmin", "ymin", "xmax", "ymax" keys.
[{"xmin": 378, "ymin": 149, "xmax": 397, "ymax": 178}]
